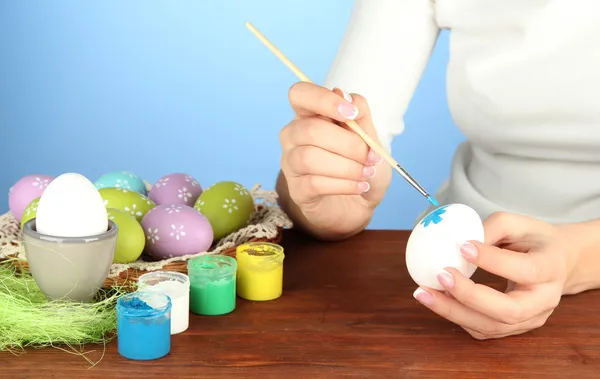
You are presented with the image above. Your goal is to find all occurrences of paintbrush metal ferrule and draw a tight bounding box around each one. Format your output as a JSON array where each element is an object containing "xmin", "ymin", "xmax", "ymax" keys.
[{"xmin": 394, "ymin": 164, "xmax": 438, "ymax": 206}]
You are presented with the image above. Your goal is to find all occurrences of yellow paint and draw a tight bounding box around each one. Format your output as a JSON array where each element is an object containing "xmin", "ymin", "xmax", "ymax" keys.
[{"xmin": 235, "ymin": 242, "xmax": 284, "ymax": 301}]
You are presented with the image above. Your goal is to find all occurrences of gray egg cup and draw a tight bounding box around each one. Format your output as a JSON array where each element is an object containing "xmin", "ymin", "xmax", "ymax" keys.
[{"xmin": 22, "ymin": 218, "xmax": 118, "ymax": 303}]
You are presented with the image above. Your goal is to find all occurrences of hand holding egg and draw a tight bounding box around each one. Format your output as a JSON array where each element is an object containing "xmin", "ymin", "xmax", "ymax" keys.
[{"xmin": 405, "ymin": 204, "xmax": 484, "ymax": 291}]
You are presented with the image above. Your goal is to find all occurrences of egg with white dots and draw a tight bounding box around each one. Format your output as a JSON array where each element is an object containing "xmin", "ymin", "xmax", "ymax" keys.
[{"xmin": 405, "ymin": 203, "xmax": 484, "ymax": 291}]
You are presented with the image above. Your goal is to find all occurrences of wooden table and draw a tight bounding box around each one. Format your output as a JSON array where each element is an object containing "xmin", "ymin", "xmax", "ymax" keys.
[{"xmin": 2, "ymin": 230, "xmax": 600, "ymax": 378}]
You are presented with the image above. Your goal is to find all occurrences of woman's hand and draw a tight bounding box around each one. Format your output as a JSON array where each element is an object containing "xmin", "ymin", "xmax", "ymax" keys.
[
  {"xmin": 413, "ymin": 212, "xmax": 575, "ymax": 340},
  {"xmin": 276, "ymin": 82, "xmax": 392, "ymax": 240}
]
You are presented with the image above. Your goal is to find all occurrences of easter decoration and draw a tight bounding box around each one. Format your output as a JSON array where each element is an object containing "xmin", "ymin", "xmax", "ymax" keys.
[
  {"xmin": 95, "ymin": 170, "xmax": 148, "ymax": 195},
  {"xmin": 23, "ymin": 173, "xmax": 117, "ymax": 302},
  {"xmin": 0, "ymin": 172, "xmax": 127, "ymax": 360},
  {"xmin": 405, "ymin": 204, "xmax": 485, "ymax": 290},
  {"xmin": 0, "ymin": 167, "xmax": 291, "ymax": 359}
]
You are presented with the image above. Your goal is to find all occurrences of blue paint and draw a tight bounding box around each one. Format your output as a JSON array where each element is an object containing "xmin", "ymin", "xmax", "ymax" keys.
[
  {"xmin": 116, "ymin": 291, "xmax": 172, "ymax": 361},
  {"xmin": 420, "ymin": 205, "xmax": 449, "ymax": 227},
  {"xmin": 427, "ymin": 196, "xmax": 439, "ymax": 207}
]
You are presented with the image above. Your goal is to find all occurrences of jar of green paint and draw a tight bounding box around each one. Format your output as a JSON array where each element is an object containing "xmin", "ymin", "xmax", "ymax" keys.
[{"xmin": 187, "ymin": 255, "xmax": 237, "ymax": 316}]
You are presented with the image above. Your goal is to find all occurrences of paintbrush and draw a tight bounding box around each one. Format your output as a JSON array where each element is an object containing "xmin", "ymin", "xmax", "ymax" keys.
[{"xmin": 245, "ymin": 22, "xmax": 439, "ymax": 207}]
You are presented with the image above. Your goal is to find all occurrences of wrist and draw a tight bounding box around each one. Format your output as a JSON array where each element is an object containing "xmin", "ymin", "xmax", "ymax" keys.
[{"xmin": 558, "ymin": 220, "xmax": 600, "ymax": 295}]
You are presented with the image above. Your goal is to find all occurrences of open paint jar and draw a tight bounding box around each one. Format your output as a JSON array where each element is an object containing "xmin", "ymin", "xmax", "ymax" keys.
[
  {"xmin": 138, "ymin": 271, "xmax": 190, "ymax": 335},
  {"xmin": 116, "ymin": 291, "xmax": 172, "ymax": 360},
  {"xmin": 187, "ymin": 255, "xmax": 237, "ymax": 316},
  {"xmin": 236, "ymin": 242, "xmax": 285, "ymax": 301}
]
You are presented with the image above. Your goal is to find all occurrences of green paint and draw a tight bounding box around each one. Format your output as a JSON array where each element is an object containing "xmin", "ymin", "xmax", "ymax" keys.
[
  {"xmin": 188, "ymin": 255, "xmax": 237, "ymax": 316},
  {"xmin": 189, "ymin": 277, "xmax": 236, "ymax": 316}
]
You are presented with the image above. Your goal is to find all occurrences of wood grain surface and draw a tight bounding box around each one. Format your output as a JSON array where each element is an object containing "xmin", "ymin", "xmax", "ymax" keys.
[{"xmin": 2, "ymin": 229, "xmax": 599, "ymax": 378}]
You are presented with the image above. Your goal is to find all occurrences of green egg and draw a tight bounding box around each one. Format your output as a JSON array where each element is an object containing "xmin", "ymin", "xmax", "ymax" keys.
[
  {"xmin": 107, "ymin": 207, "xmax": 145, "ymax": 264},
  {"xmin": 99, "ymin": 187, "xmax": 155, "ymax": 222},
  {"xmin": 20, "ymin": 197, "xmax": 40, "ymax": 230},
  {"xmin": 194, "ymin": 181, "xmax": 254, "ymax": 241}
]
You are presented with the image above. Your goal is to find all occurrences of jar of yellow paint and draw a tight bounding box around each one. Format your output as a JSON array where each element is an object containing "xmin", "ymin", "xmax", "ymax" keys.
[{"xmin": 236, "ymin": 242, "xmax": 284, "ymax": 301}]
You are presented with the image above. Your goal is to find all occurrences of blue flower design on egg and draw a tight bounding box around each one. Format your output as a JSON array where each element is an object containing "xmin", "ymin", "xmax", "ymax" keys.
[{"xmin": 420, "ymin": 205, "xmax": 449, "ymax": 228}]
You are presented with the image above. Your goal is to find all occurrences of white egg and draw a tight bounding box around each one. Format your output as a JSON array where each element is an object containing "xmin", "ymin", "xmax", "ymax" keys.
[
  {"xmin": 35, "ymin": 173, "xmax": 109, "ymax": 237},
  {"xmin": 406, "ymin": 203, "xmax": 484, "ymax": 290}
]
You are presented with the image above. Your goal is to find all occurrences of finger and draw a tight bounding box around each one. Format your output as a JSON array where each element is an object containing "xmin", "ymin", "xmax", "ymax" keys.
[
  {"xmin": 286, "ymin": 146, "xmax": 376, "ymax": 181},
  {"xmin": 288, "ymin": 175, "xmax": 369, "ymax": 204},
  {"xmin": 458, "ymin": 241, "xmax": 555, "ymax": 286},
  {"xmin": 281, "ymin": 117, "xmax": 372, "ymax": 165},
  {"xmin": 463, "ymin": 310, "xmax": 553, "ymax": 340},
  {"xmin": 482, "ymin": 211, "xmax": 553, "ymax": 246},
  {"xmin": 288, "ymin": 82, "xmax": 361, "ymax": 123},
  {"xmin": 413, "ymin": 287, "xmax": 514, "ymax": 336},
  {"xmin": 437, "ymin": 268, "xmax": 554, "ymax": 324}
]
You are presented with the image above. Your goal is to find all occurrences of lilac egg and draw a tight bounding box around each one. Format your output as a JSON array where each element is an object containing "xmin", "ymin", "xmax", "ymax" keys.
[
  {"xmin": 148, "ymin": 173, "xmax": 203, "ymax": 207},
  {"xmin": 141, "ymin": 204, "xmax": 213, "ymax": 260},
  {"xmin": 8, "ymin": 174, "xmax": 55, "ymax": 222}
]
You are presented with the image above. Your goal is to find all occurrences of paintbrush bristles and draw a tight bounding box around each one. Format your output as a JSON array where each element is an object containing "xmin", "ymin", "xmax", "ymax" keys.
[{"xmin": 245, "ymin": 21, "xmax": 400, "ymax": 168}]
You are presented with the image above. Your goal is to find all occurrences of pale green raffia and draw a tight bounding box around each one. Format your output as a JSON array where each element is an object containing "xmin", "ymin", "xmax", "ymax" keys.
[{"xmin": 0, "ymin": 258, "xmax": 133, "ymax": 365}]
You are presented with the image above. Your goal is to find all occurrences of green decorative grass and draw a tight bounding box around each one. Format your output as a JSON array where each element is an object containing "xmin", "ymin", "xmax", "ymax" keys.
[{"xmin": 0, "ymin": 259, "xmax": 129, "ymax": 364}]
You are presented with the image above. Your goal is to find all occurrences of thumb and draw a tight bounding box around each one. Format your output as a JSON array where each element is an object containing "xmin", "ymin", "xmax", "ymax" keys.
[
  {"xmin": 331, "ymin": 88, "xmax": 382, "ymax": 147},
  {"xmin": 332, "ymin": 89, "xmax": 375, "ymax": 129}
]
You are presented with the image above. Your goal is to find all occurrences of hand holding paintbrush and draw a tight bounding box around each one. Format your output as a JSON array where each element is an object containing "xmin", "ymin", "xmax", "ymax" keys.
[{"xmin": 245, "ymin": 22, "xmax": 439, "ymax": 208}]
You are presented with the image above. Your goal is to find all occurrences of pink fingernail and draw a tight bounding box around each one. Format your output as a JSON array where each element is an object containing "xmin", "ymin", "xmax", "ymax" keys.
[
  {"xmin": 362, "ymin": 166, "xmax": 376, "ymax": 179},
  {"xmin": 338, "ymin": 103, "xmax": 359, "ymax": 120},
  {"xmin": 413, "ymin": 288, "xmax": 434, "ymax": 305},
  {"xmin": 367, "ymin": 150, "xmax": 383, "ymax": 164},
  {"xmin": 358, "ymin": 181, "xmax": 370, "ymax": 193},
  {"xmin": 460, "ymin": 242, "xmax": 478, "ymax": 260},
  {"xmin": 437, "ymin": 270, "xmax": 455, "ymax": 289},
  {"xmin": 339, "ymin": 88, "xmax": 353, "ymax": 103}
]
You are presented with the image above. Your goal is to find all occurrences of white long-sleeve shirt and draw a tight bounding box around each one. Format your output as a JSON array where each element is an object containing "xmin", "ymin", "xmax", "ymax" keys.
[{"xmin": 324, "ymin": 0, "xmax": 600, "ymax": 223}]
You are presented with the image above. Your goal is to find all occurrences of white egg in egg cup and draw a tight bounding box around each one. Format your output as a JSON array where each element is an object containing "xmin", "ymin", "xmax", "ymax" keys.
[
  {"xmin": 22, "ymin": 218, "xmax": 118, "ymax": 303},
  {"xmin": 405, "ymin": 203, "xmax": 485, "ymax": 291}
]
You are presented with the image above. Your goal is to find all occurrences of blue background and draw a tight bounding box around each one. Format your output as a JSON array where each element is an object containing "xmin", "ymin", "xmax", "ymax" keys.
[{"xmin": 0, "ymin": 0, "xmax": 464, "ymax": 230}]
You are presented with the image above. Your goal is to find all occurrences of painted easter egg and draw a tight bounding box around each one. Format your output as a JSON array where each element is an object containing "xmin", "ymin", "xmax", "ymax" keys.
[
  {"xmin": 148, "ymin": 173, "xmax": 203, "ymax": 207},
  {"xmin": 107, "ymin": 208, "xmax": 145, "ymax": 264},
  {"xmin": 20, "ymin": 197, "xmax": 40, "ymax": 229},
  {"xmin": 406, "ymin": 203, "xmax": 484, "ymax": 291},
  {"xmin": 140, "ymin": 204, "xmax": 213, "ymax": 260},
  {"xmin": 8, "ymin": 174, "xmax": 54, "ymax": 222},
  {"xmin": 94, "ymin": 171, "xmax": 147, "ymax": 195},
  {"xmin": 193, "ymin": 181, "xmax": 254, "ymax": 241},
  {"xmin": 99, "ymin": 187, "xmax": 156, "ymax": 222},
  {"xmin": 36, "ymin": 173, "xmax": 108, "ymax": 237}
]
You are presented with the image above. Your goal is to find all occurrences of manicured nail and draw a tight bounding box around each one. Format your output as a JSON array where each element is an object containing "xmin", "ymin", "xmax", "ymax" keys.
[
  {"xmin": 339, "ymin": 88, "xmax": 353, "ymax": 103},
  {"xmin": 437, "ymin": 270, "xmax": 454, "ymax": 289},
  {"xmin": 358, "ymin": 181, "xmax": 370, "ymax": 193},
  {"xmin": 367, "ymin": 150, "xmax": 383, "ymax": 164},
  {"xmin": 460, "ymin": 242, "xmax": 478, "ymax": 260},
  {"xmin": 413, "ymin": 288, "xmax": 434, "ymax": 305},
  {"xmin": 362, "ymin": 166, "xmax": 376, "ymax": 179},
  {"xmin": 338, "ymin": 103, "xmax": 359, "ymax": 120}
]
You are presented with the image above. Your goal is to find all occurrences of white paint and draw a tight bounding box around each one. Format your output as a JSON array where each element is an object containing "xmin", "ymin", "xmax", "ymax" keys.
[
  {"xmin": 138, "ymin": 274, "xmax": 190, "ymax": 335},
  {"xmin": 405, "ymin": 203, "xmax": 484, "ymax": 290}
]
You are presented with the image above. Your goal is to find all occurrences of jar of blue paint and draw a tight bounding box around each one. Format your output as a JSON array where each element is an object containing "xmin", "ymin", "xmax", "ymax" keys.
[{"xmin": 116, "ymin": 291, "xmax": 172, "ymax": 360}]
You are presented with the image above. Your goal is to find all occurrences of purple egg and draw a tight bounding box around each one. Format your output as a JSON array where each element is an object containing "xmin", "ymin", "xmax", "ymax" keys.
[
  {"xmin": 141, "ymin": 204, "xmax": 213, "ymax": 260},
  {"xmin": 148, "ymin": 173, "xmax": 203, "ymax": 206},
  {"xmin": 8, "ymin": 174, "xmax": 55, "ymax": 222}
]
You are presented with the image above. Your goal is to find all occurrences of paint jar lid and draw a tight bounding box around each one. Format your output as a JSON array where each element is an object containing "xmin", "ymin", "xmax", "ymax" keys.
[
  {"xmin": 187, "ymin": 255, "xmax": 237, "ymax": 282},
  {"xmin": 117, "ymin": 291, "xmax": 172, "ymax": 319},
  {"xmin": 236, "ymin": 242, "xmax": 284, "ymax": 269}
]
